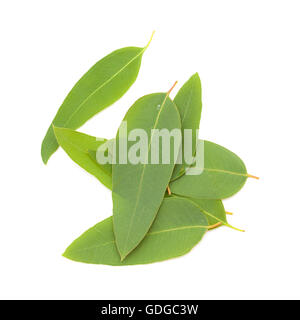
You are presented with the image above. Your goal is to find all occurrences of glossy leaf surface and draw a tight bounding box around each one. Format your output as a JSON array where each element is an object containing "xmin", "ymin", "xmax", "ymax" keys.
[
  {"xmin": 112, "ymin": 92, "xmax": 181, "ymax": 259},
  {"xmin": 42, "ymin": 43, "xmax": 149, "ymax": 164},
  {"xmin": 170, "ymin": 140, "xmax": 248, "ymax": 199},
  {"xmin": 63, "ymin": 197, "xmax": 208, "ymax": 266}
]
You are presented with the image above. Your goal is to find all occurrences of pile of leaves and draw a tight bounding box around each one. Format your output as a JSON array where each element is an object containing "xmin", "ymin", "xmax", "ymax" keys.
[{"xmin": 42, "ymin": 33, "xmax": 258, "ymax": 266}]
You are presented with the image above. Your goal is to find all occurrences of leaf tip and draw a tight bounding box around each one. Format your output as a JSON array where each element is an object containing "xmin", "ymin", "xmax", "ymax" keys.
[
  {"xmin": 62, "ymin": 248, "xmax": 69, "ymax": 259},
  {"xmin": 41, "ymin": 155, "xmax": 48, "ymax": 165},
  {"xmin": 227, "ymin": 223, "xmax": 245, "ymax": 233},
  {"xmin": 145, "ymin": 30, "xmax": 155, "ymax": 49},
  {"xmin": 41, "ymin": 142, "xmax": 49, "ymax": 165},
  {"xmin": 192, "ymin": 72, "xmax": 200, "ymax": 78}
]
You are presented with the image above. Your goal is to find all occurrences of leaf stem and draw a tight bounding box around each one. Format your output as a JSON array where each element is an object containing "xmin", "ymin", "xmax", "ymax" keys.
[
  {"xmin": 208, "ymin": 222, "xmax": 222, "ymax": 230},
  {"xmin": 226, "ymin": 211, "xmax": 233, "ymax": 215},
  {"xmin": 167, "ymin": 186, "xmax": 171, "ymax": 195},
  {"xmin": 167, "ymin": 81, "xmax": 178, "ymax": 96},
  {"xmin": 208, "ymin": 221, "xmax": 245, "ymax": 232},
  {"xmin": 226, "ymin": 224, "xmax": 245, "ymax": 232},
  {"xmin": 145, "ymin": 31, "xmax": 155, "ymax": 49},
  {"xmin": 247, "ymin": 174, "xmax": 259, "ymax": 180}
]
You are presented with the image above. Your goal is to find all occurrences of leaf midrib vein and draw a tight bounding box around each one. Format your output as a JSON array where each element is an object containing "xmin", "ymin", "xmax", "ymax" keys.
[
  {"xmin": 58, "ymin": 132, "xmax": 105, "ymax": 156},
  {"xmin": 64, "ymin": 47, "xmax": 145, "ymax": 127},
  {"xmin": 121, "ymin": 92, "xmax": 170, "ymax": 255},
  {"xmin": 71, "ymin": 225, "xmax": 208, "ymax": 253},
  {"xmin": 202, "ymin": 167, "xmax": 247, "ymax": 177},
  {"xmin": 147, "ymin": 224, "xmax": 208, "ymax": 236}
]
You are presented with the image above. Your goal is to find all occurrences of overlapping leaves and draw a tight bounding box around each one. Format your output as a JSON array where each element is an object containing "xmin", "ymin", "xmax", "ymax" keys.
[{"xmin": 43, "ymin": 35, "xmax": 257, "ymax": 266}]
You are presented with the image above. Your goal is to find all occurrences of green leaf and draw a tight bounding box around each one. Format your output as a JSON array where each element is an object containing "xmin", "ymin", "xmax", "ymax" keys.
[
  {"xmin": 88, "ymin": 140, "xmax": 114, "ymax": 178},
  {"xmin": 171, "ymin": 195, "xmax": 244, "ymax": 231},
  {"xmin": 53, "ymin": 126, "xmax": 112, "ymax": 189},
  {"xmin": 179, "ymin": 196, "xmax": 227, "ymax": 225},
  {"xmin": 41, "ymin": 34, "xmax": 153, "ymax": 164},
  {"xmin": 112, "ymin": 91, "xmax": 181, "ymax": 259},
  {"xmin": 56, "ymin": 133, "xmax": 250, "ymax": 204},
  {"xmin": 170, "ymin": 140, "xmax": 249, "ymax": 199},
  {"xmin": 172, "ymin": 73, "xmax": 202, "ymax": 180},
  {"xmin": 54, "ymin": 130, "xmax": 244, "ymax": 231},
  {"xmin": 63, "ymin": 197, "xmax": 208, "ymax": 266}
]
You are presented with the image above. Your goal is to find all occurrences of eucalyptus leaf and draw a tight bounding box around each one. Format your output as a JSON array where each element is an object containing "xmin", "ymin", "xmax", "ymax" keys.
[
  {"xmin": 178, "ymin": 196, "xmax": 243, "ymax": 231},
  {"xmin": 88, "ymin": 149, "xmax": 112, "ymax": 177},
  {"xmin": 55, "ymin": 131, "xmax": 249, "ymax": 203},
  {"xmin": 53, "ymin": 126, "xmax": 112, "ymax": 189},
  {"xmin": 112, "ymin": 91, "xmax": 181, "ymax": 260},
  {"xmin": 172, "ymin": 73, "xmax": 202, "ymax": 180},
  {"xmin": 170, "ymin": 140, "xmax": 249, "ymax": 199},
  {"xmin": 41, "ymin": 35, "xmax": 153, "ymax": 164},
  {"xmin": 63, "ymin": 197, "xmax": 208, "ymax": 266},
  {"xmin": 88, "ymin": 140, "xmax": 114, "ymax": 177},
  {"xmin": 52, "ymin": 129, "xmax": 232, "ymax": 229},
  {"xmin": 176, "ymin": 196, "xmax": 227, "ymax": 225}
]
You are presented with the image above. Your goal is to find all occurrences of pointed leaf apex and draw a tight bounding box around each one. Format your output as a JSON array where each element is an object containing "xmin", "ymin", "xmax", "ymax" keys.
[{"xmin": 145, "ymin": 31, "xmax": 155, "ymax": 49}]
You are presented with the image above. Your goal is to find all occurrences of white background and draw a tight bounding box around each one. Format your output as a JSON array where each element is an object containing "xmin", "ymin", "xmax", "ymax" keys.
[{"xmin": 1, "ymin": 0, "xmax": 299, "ymax": 300}]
